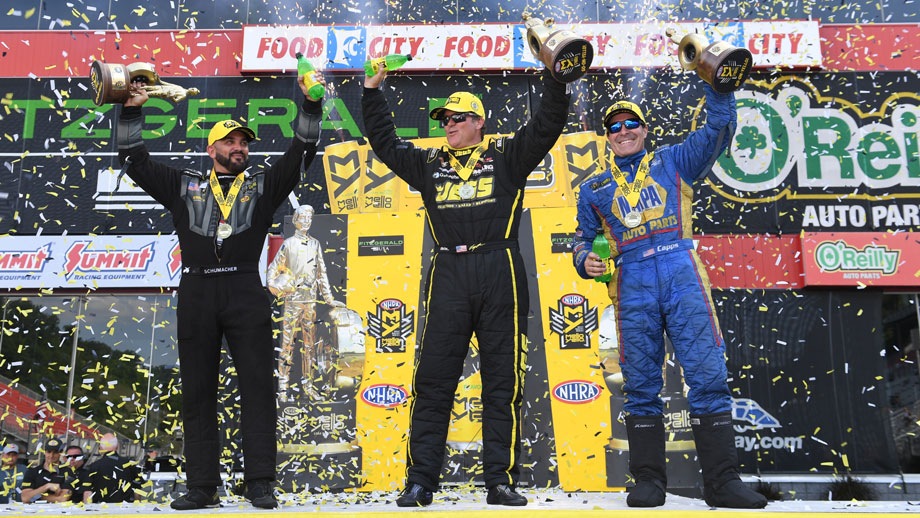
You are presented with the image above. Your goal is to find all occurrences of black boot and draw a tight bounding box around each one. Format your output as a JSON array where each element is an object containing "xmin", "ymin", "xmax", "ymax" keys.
[
  {"xmin": 691, "ymin": 412, "xmax": 767, "ymax": 509},
  {"xmin": 395, "ymin": 482, "xmax": 433, "ymax": 507},
  {"xmin": 625, "ymin": 415, "xmax": 667, "ymax": 507}
]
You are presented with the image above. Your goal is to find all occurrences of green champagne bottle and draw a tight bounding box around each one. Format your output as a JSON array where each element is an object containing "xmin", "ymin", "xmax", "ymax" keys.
[
  {"xmin": 295, "ymin": 52, "xmax": 324, "ymax": 99},
  {"xmin": 592, "ymin": 234, "xmax": 613, "ymax": 283},
  {"xmin": 364, "ymin": 54, "xmax": 413, "ymax": 76}
]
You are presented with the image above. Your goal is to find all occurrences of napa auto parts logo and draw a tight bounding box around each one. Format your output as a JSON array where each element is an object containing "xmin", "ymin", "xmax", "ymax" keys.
[
  {"xmin": 551, "ymin": 380, "xmax": 603, "ymax": 404},
  {"xmin": 64, "ymin": 241, "xmax": 154, "ymax": 280},
  {"xmin": 361, "ymin": 384, "xmax": 409, "ymax": 408},
  {"xmin": 732, "ymin": 398, "xmax": 802, "ymax": 452},
  {"xmin": 366, "ymin": 298, "xmax": 415, "ymax": 353},
  {"xmin": 549, "ymin": 293, "xmax": 598, "ymax": 349},
  {"xmin": 710, "ymin": 79, "xmax": 920, "ymax": 229},
  {"xmin": 814, "ymin": 240, "xmax": 899, "ymax": 278}
]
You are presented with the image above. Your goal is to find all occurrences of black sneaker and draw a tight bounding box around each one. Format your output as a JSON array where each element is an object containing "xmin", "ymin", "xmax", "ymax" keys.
[
  {"xmin": 244, "ymin": 479, "xmax": 278, "ymax": 509},
  {"xmin": 395, "ymin": 482, "xmax": 432, "ymax": 507},
  {"xmin": 486, "ymin": 484, "xmax": 527, "ymax": 506},
  {"xmin": 170, "ymin": 487, "xmax": 219, "ymax": 510}
]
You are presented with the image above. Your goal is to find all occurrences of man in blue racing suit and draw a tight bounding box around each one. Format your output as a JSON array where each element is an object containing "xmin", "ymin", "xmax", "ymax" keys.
[{"xmin": 571, "ymin": 84, "xmax": 766, "ymax": 509}]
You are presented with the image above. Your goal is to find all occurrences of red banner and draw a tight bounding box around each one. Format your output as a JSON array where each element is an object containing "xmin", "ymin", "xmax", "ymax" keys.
[{"xmin": 0, "ymin": 23, "xmax": 916, "ymax": 78}]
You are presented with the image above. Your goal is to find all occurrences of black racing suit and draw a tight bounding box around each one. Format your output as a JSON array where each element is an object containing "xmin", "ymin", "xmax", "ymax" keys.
[
  {"xmin": 117, "ymin": 99, "xmax": 321, "ymax": 488},
  {"xmin": 361, "ymin": 72, "xmax": 570, "ymax": 491}
]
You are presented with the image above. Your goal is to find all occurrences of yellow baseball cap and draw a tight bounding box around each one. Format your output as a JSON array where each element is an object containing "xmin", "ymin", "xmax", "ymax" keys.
[
  {"xmin": 207, "ymin": 120, "xmax": 256, "ymax": 146},
  {"xmin": 429, "ymin": 92, "xmax": 486, "ymax": 121},
  {"xmin": 603, "ymin": 100, "xmax": 647, "ymax": 128}
]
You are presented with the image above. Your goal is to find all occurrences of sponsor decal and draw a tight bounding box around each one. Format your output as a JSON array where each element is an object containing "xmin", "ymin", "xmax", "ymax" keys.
[
  {"xmin": 357, "ymin": 236, "xmax": 405, "ymax": 256},
  {"xmin": 366, "ymin": 298, "xmax": 414, "ymax": 353},
  {"xmin": 0, "ymin": 244, "xmax": 52, "ymax": 274},
  {"xmin": 548, "ymin": 293, "xmax": 598, "ymax": 349},
  {"xmin": 732, "ymin": 398, "xmax": 803, "ymax": 452},
  {"xmin": 326, "ymin": 26, "xmax": 366, "ymax": 70},
  {"xmin": 552, "ymin": 380, "xmax": 603, "ymax": 404},
  {"xmin": 814, "ymin": 240, "xmax": 899, "ymax": 275},
  {"xmin": 802, "ymin": 232, "xmax": 916, "ymax": 286},
  {"xmin": 550, "ymin": 233, "xmax": 574, "ymax": 254},
  {"xmin": 361, "ymin": 383, "xmax": 409, "ymax": 408},
  {"xmin": 63, "ymin": 241, "xmax": 154, "ymax": 280},
  {"xmin": 167, "ymin": 241, "xmax": 183, "ymax": 279}
]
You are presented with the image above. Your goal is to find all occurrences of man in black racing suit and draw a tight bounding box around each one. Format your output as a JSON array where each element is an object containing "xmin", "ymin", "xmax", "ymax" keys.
[
  {"xmin": 116, "ymin": 73, "xmax": 324, "ymax": 510},
  {"xmin": 362, "ymin": 67, "xmax": 570, "ymax": 507}
]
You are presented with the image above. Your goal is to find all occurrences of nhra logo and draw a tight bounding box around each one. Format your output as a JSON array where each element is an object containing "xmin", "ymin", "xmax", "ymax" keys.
[
  {"xmin": 366, "ymin": 298, "xmax": 415, "ymax": 353},
  {"xmin": 548, "ymin": 293, "xmax": 598, "ymax": 349},
  {"xmin": 552, "ymin": 380, "xmax": 603, "ymax": 404},
  {"xmin": 361, "ymin": 384, "xmax": 409, "ymax": 408}
]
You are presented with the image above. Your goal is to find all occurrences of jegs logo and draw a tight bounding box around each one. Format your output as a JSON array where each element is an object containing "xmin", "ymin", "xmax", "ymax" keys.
[
  {"xmin": 366, "ymin": 298, "xmax": 415, "ymax": 353},
  {"xmin": 548, "ymin": 293, "xmax": 598, "ymax": 349}
]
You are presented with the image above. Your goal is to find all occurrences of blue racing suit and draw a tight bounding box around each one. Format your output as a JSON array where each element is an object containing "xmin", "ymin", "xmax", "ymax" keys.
[{"xmin": 572, "ymin": 85, "xmax": 737, "ymax": 417}]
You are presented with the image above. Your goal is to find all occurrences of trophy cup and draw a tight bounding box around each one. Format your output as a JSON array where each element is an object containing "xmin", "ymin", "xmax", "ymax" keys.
[
  {"xmin": 523, "ymin": 13, "xmax": 594, "ymax": 83},
  {"xmin": 89, "ymin": 61, "xmax": 200, "ymax": 106},
  {"xmin": 665, "ymin": 28, "xmax": 752, "ymax": 93}
]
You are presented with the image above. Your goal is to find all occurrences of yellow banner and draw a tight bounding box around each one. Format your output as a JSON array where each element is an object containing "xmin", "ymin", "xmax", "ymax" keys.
[
  {"xmin": 530, "ymin": 206, "xmax": 620, "ymax": 491},
  {"xmin": 349, "ymin": 211, "xmax": 426, "ymax": 490},
  {"xmin": 559, "ymin": 132, "xmax": 608, "ymax": 199},
  {"xmin": 323, "ymin": 140, "xmax": 364, "ymax": 214},
  {"xmin": 323, "ymin": 134, "xmax": 612, "ymax": 214},
  {"xmin": 362, "ymin": 149, "xmax": 400, "ymax": 213}
]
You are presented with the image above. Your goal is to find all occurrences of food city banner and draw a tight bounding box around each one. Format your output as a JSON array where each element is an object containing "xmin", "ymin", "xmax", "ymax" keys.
[{"xmin": 239, "ymin": 21, "xmax": 821, "ymax": 73}]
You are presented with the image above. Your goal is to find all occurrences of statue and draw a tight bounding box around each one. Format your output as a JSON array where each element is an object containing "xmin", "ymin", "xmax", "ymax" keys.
[{"xmin": 267, "ymin": 205, "xmax": 345, "ymax": 401}]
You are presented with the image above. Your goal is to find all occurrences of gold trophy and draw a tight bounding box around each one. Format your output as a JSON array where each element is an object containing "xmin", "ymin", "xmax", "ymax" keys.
[
  {"xmin": 665, "ymin": 28, "xmax": 752, "ymax": 93},
  {"xmin": 523, "ymin": 13, "xmax": 594, "ymax": 83},
  {"xmin": 89, "ymin": 61, "xmax": 200, "ymax": 106}
]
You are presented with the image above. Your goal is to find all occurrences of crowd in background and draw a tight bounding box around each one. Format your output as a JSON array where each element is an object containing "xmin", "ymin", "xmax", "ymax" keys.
[{"xmin": 0, "ymin": 435, "xmax": 174, "ymax": 505}]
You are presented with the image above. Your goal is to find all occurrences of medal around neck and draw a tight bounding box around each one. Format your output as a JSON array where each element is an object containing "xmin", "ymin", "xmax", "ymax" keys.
[
  {"xmin": 458, "ymin": 182, "xmax": 476, "ymax": 200},
  {"xmin": 623, "ymin": 211, "xmax": 643, "ymax": 228},
  {"xmin": 217, "ymin": 222, "xmax": 233, "ymax": 239}
]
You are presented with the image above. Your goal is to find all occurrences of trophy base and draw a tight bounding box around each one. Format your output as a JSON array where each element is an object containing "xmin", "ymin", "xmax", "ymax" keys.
[
  {"xmin": 540, "ymin": 33, "xmax": 594, "ymax": 83},
  {"xmin": 699, "ymin": 43, "xmax": 753, "ymax": 93},
  {"xmin": 90, "ymin": 61, "xmax": 131, "ymax": 106}
]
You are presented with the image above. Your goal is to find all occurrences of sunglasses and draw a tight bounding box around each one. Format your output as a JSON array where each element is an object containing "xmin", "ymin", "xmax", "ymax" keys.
[
  {"xmin": 439, "ymin": 113, "xmax": 473, "ymax": 127},
  {"xmin": 66, "ymin": 454, "xmax": 84, "ymax": 460},
  {"xmin": 607, "ymin": 118, "xmax": 643, "ymax": 134}
]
